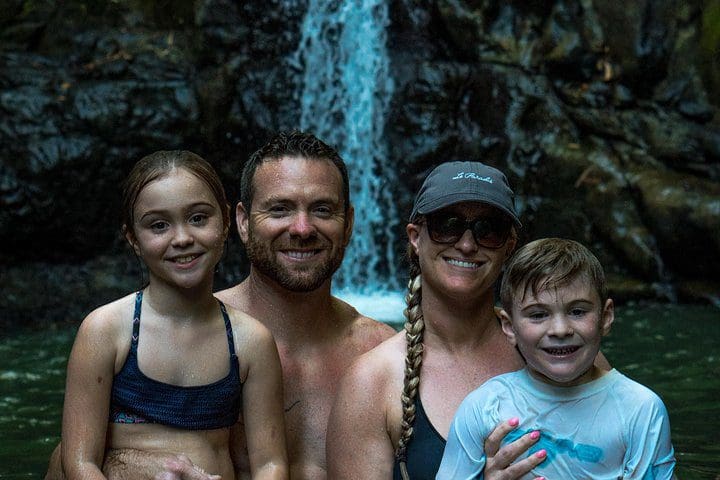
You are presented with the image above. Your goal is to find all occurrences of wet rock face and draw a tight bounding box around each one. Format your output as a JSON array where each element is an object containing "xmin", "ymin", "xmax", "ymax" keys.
[
  {"xmin": 1, "ymin": 0, "xmax": 719, "ymax": 325},
  {"xmin": 389, "ymin": 0, "xmax": 720, "ymax": 304}
]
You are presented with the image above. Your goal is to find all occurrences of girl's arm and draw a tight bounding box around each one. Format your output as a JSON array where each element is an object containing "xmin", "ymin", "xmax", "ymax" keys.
[
  {"xmin": 61, "ymin": 309, "xmax": 118, "ymax": 479},
  {"xmin": 237, "ymin": 322, "xmax": 288, "ymax": 480}
]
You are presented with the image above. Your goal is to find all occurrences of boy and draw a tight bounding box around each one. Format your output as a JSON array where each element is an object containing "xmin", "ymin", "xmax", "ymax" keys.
[{"xmin": 437, "ymin": 238, "xmax": 677, "ymax": 480}]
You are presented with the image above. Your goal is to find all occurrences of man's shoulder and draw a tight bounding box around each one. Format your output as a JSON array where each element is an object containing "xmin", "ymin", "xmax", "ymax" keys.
[
  {"xmin": 214, "ymin": 284, "xmax": 240, "ymax": 304},
  {"xmin": 215, "ymin": 284, "xmax": 253, "ymax": 314},
  {"xmin": 332, "ymin": 296, "xmax": 396, "ymax": 342},
  {"xmin": 352, "ymin": 312, "xmax": 397, "ymax": 336}
]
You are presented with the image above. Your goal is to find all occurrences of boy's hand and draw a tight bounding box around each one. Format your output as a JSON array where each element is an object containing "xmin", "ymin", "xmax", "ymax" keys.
[{"xmin": 483, "ymin": 418, "xmax": 547, "ymax": 480}]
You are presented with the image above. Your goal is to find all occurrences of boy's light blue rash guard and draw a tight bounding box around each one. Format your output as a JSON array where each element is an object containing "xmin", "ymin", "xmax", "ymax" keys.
[{"xmin": 437, "ymin": 368, "xmax": 675, "ymax": 480}]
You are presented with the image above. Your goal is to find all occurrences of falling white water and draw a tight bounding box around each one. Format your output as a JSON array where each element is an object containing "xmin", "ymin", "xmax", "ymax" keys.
[{"xmin": 294, "ymin": 0, "xmax": 404, "ymax": 317}]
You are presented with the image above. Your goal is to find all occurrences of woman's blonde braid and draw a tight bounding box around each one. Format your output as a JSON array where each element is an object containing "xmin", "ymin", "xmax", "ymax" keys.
[{"xmin": 396, "ymin": 267, "xmax": 424, "ymax": 480}]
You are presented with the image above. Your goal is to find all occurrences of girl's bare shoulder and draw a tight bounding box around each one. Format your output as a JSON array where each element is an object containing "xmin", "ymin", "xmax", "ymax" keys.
[{"xmin": 73, "ymin": 292, "xmax": 137, "ymax": 352}]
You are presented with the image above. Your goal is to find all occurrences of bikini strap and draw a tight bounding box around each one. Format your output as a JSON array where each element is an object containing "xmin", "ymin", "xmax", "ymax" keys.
[
  {"xmin": 131, "ymin": 291, "xmax": 143, "ymax": 349},
  {"xmin": 218, "ymin": 301, "xmax": 238, "ymax": 361}
]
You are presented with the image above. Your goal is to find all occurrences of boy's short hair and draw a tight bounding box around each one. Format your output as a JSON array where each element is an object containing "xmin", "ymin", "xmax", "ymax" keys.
[{"xmin": 500, "ymin": 238, "xmax": 607, "ymax": 312}]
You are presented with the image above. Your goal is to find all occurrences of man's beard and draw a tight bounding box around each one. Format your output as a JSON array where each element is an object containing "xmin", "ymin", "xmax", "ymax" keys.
[{"xmin": 245, "ymin": 234, "xmax": 345, "ymax": 292}]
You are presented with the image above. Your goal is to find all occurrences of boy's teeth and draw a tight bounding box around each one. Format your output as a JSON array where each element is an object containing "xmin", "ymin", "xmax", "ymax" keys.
[
  {"xmin": 175, "ymin": 255, "xmax": 196, "ymax": 264},
  {"xmin": 545, "ymin": 346, "xmax": 579, "ymax": 355}
]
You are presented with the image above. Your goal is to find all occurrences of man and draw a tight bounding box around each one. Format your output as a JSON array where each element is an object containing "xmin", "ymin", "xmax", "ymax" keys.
[
  {"xmin": 44, "ymin": 130, "xmax": 394, "ymax": 480},
  {"xmin": 215, "ymin": 130, "xmax": 395, "ymax": 479}
]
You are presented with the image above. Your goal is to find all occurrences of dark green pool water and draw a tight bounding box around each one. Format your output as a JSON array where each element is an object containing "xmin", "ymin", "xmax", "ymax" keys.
[{"xmin": 1, "ymin": 304, "xmax": 718, "ymax": 479}]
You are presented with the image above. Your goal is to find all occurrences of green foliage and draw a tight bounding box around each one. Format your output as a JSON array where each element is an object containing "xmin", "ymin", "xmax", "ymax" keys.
[
  {"xmin": 700, "ymin": 0, "xmax": 720, "ymax": 106},
  {"xmin": 701, "ymin": 0, "xmax": 720, "ymax": 49}
]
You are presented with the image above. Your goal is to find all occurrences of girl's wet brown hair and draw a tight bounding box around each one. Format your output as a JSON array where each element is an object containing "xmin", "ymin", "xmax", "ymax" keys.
[{"xmin": 121, "ymin": 150, "xmax": 230, "ymax": 238}]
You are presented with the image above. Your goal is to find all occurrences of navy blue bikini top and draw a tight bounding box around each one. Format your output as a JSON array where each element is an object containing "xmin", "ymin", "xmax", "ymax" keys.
[{"xmin": 110, "ymin": 291, "xmax": 242, "ymax": 430}]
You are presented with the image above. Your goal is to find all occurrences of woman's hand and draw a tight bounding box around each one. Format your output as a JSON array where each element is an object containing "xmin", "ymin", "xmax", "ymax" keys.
[{"xmin": 483, "ymin": 418, "xmax": 547, "ymax": 480}]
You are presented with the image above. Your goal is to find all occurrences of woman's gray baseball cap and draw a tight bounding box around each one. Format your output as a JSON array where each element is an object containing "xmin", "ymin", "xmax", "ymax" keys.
[{"xmin": 410, "ymin": 161, "xmax": 521, "ymax": 227}]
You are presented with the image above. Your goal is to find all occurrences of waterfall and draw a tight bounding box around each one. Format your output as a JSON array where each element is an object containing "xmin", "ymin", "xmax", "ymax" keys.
[{"xmin": 294, "ymin": 0, "xmax": 404, "ymax": 318}]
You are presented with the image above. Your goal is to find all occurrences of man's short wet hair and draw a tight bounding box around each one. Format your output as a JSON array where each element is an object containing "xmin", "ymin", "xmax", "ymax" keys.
[{"xmin": 240, "ymin": 130, "xmax": 350, "ymax": 214}]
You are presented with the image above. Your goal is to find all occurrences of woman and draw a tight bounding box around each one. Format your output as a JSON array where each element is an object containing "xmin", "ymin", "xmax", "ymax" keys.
[{"xmin": 327, "ymin": 161, "xmax": 609, "ymax": 479}]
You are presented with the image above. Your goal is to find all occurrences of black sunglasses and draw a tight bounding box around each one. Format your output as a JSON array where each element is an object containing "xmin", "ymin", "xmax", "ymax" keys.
[{"xmin": 424, "ymin": 212, "xmax": 513, "ymax": 249}]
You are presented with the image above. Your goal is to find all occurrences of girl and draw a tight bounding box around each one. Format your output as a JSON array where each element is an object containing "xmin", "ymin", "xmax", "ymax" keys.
[{"xmin": 59, "ymin": 151, "xmax": 288, "ymax": 479}]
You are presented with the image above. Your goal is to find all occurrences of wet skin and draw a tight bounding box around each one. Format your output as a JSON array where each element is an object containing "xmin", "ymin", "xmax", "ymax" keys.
[{"xmin": 217, "ymin": 155, "xmax": 395, "ymax": 479}]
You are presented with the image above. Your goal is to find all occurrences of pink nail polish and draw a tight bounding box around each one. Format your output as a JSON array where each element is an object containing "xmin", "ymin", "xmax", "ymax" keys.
[
  {"xmin": 508, "ymin": 417, "xmax": 519, "ymax": 427},
  {"xmin": 535, "ymin": 449, "xmax": 547, "ymax": 459},
  {"xmin": 530, "ymin": 430, "xmax": 540, "ymax": 440}
]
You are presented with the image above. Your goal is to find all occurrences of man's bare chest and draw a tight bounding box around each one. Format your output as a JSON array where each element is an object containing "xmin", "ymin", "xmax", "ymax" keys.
[
  {"xmin": 280, "ymin": 347, "xmax": 353, "ymax": 400},
  {"xmin": 279, "ymin": 349, "xmax": 352, "ymax": 469}
]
